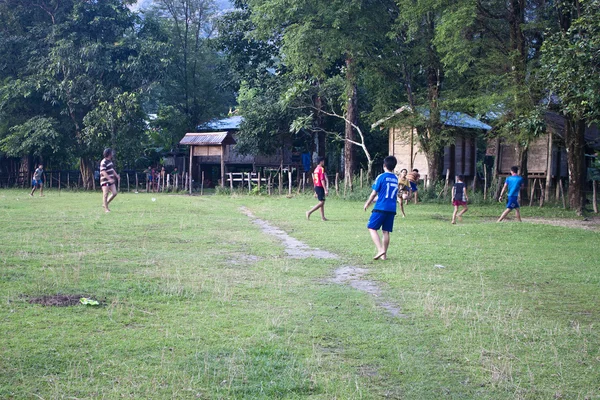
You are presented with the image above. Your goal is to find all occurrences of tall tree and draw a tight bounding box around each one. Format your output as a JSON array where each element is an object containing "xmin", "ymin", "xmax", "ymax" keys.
[
  {"xmin": 541, "ymin": 0, "xmax": 600, "ymax": 212},
  {"xmin": 247, "ymin": 0, "xmax": 397, "ymax": 180},
  {"xmin": 149, "ymin": 0, "xmax": 235, "ymax": 133}
]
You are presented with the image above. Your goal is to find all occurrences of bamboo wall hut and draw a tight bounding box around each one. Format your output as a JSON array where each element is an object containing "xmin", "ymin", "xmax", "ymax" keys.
[{"xmin": 388, "ymin": 110, "xmax": 492, "ymax": 183}]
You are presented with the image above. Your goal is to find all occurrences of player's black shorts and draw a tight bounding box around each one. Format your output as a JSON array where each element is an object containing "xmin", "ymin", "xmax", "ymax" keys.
[{"xmin": 314, "ymin": 186, "xmax": 325, "ymax": 201}]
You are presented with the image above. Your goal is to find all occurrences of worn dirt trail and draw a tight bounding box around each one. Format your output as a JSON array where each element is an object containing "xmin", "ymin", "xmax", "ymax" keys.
[{"xmin": 241, "ymin": 207, "xmax": 406, "ymax": 318}]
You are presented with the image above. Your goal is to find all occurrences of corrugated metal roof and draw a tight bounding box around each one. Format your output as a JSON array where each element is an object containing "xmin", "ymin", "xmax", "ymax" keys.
[
  {"xmin": 421, "ymin": 109, "xmax": 492, "ymax": 130},
  {"xmin": 372, "ymin": 106, "xmax": 492, "ymax": 131},
  {"xmin": 179, "ymin": 132, "xmax": 237, "ymax": 146}
]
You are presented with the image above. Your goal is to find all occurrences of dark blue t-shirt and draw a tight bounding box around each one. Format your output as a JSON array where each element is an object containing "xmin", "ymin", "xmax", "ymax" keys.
[
  {"xmin": 372, "ymin": 172, "xmax": 399, "ymax": 213},
  {"xmin": 506, "ymin": 175, "xmax": 523, "ymax": 197},
  {"xmin": 453, "ymin": 182, "xmax": 466, "ymax": 201}
]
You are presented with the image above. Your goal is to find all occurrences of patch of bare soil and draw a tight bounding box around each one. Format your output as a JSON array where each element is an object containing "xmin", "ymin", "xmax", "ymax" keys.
[
  {"xmin": 523, "ymin": 216, "xmax": 600, "ymax": 231},
  {"xmin": 27, "ymin": 294, "xmax": 89, "ymax": 307}
]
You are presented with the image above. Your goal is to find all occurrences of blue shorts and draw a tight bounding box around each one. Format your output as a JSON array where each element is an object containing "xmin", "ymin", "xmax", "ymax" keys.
[
  {"xmin": 506, "ymin": 196, "xmax": 520, "ymax": 209},
  {"xmin": 410, "ymin": 181, "xmax": 418, "ymax": 192},
  {"xmin": 367, "ymin": 210, "xmax": 395, "ymax": 232},
  {"xmin": 31, "ymin": 179, "xmax": 43, "ymax": 187}
]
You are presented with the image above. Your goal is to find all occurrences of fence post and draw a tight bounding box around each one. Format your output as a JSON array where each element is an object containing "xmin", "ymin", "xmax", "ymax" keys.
[
  {"xmin": 360, "ymin": 169, "xmax": 363, "ymax": 189},
  {"xmin": 483, "ymin": 166, "xmax": 487, "ymax": 200},
  {"xmin": 443, "ymin": 169, "xmax": 450, "ymax": 199},
  {"xmin": 593, "ymin": 180, "xmax": 598, "ymax": 213},
  {"xmin": 258, "ymin": 172, "xmax": 261, "ymax": 193},
  {"xmin": 278, "ymin": 170, "xmax": 282, "ymax": 195},
  {"xmin": 302, "ymin": 172, "xmax": 306, "ymax": 193},
  {"xmin": 288, "ymin": 170, "xmax": 292, "ymax": 196},
  {"xmin": 127, "ymin": 173, "xmax": 130, "ymax": 192},
  {"xmin": 268, "ymin": 174, "xmax": 272, "ymax": 196},
  {"xmin": 335, "ymin": 173, "xmax": 339, "ymax": 196}
]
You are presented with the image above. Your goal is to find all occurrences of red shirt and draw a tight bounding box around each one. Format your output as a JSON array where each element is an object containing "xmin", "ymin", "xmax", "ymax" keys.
[{"xmin": 313, "ymin": 165, "xmax": 325, "ymax": 187}]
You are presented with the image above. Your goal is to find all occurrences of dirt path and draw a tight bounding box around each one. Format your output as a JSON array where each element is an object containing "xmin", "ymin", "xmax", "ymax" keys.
[
  {"xmin": 241, "ymin": 207, "xmax": 406, "ymax": 318},
  {"xmin": 523, "ymin": 216, "xmax": 600, "ymax": 231}
]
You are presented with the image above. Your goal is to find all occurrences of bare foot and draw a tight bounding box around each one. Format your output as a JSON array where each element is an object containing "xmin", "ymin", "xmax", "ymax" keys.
[
  {"xmin": 373, "ymin": 251, "xmax": 386, "ymax": 260},
  {"xmin": 321, "ymin": 217, "xmax": 328, "ymax": 221},
  {"xmin": 29, "ymin": 194, "xmax": 33, "ymax": 197},
  {"xmin": 306, "ymin": 211, "xmax": 310, "ymax": 220},
  {"xmin": 451, "ymin": 221, "xmax": 456, "ymax": 224}
]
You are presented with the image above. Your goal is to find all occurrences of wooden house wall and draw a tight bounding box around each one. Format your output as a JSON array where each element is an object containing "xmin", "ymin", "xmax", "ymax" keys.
[
  {"xmin": 389, "ymin": 127, "xmax": 429, "ymax": 176},
  {"xmin": 496, "ymin": 135, "xmax": 570, "ymax": 177},
  {"xmin": 442, "ymin": 136, "xmax": 477, "ymax": 177}
]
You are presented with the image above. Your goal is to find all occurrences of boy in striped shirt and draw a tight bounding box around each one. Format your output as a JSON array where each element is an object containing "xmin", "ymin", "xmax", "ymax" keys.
[{"xmin": 100, "ymin": 148, "xmax": 120, "ymax": 212}]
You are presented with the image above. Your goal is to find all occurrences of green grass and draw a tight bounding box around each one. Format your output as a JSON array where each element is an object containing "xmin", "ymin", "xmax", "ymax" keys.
[{"xmin": 0, "ymin": 189, "xmax": 598, "ymax": 399}]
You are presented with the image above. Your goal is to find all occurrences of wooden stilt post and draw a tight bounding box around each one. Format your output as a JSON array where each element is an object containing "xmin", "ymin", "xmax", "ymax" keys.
[
  {"xmin": 189, "ymin": 146, "xmax": 193, "ymax": 195},
  {"xmin": 135, "ymin": 173, "xmax": 139, "ymax": 192},
  {"xmin": 67, "ymin": 172, "xmax": 70, "ymax": 189},
  {"xmin": 538, "ymin": 178, "xmax": 544, "ymax": 207},
  {"xmin": 483, "ymin": 166, "xmax": 488, "ymax": 201},
  {"xmin": 247, "ymin": 172, "xmax": 251, "ymax": 193},
  {"xmin": 288, "ymin": 170, "xmax": 292, "ymax": 196},
  {"xmin": 229, "ymin": 172, "xmax": 233, "ymax": 191},
  {"xmin": 49, "ymin": 172, "xmax": 52, "ymax": 189},
  {"xmin": 127, "ymin": 173, "xmax": 130, "ymax": 192},
  {"xmin": 559, "ymin": 178, "xmax": 566, "ymax": 209},
  {"xmin": 58, "ymin": 172, "xmax": 61, "ymax": 191},
  {"xmin": 258, "ymin": 172, "xmax": 261, "ymax": 193},
  {"xmin": 335, "ymin": 173, "xmax": 339, "ymax": 196},
  {"xmin": 529, "ymin": 178, "xmax": 536, "ymax": 207},
  {"xmin": 201, "ymin": 171, "xmax": 204, "ymax": 195}
]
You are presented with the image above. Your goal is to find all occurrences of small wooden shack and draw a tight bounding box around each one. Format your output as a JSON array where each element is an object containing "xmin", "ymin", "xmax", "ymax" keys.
[
  {"xmin": 179, "ymin": 131, "xmax": 237, "ymax": 191},
  {"xmin": 179, "ymin": 116, "xmax": 301, "ymax": 190},
  {"xmin": 387, "ymin": 109, "xmax": 492, "ymax": 183}
]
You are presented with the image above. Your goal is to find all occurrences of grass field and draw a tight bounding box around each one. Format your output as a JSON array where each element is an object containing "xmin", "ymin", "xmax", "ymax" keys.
[{"xmin": 1, "ymin": 189, "xmax": 598, "ymax": 399}]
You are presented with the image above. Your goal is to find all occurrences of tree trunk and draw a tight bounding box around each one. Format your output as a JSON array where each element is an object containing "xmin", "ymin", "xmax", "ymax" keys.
[
  {"xmin": 565, "ymin": 117, "xmax": 586, "ymax": 213},
  {"xmin": 517, "ymin": 143, "xmax": 529, "ymax": 203},
  {"xmin": 19, "ymin": 155, "xmax": 31, "ymax": 187},
  {"xmin": 79, "ymin": 157, "xmax": 94, "ymax": 190},
  {"xmin": 344, "ymin": 56, "xmax": 357, "ymax": 181},
  {"xmin": 426, "ymin": 149, "xmax": 442, "ymax": 183}
]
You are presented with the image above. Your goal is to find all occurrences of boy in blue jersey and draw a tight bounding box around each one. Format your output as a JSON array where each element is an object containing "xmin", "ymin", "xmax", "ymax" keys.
[
  {"xmin": 497, "ymin": 165, "xmax": 524, "ymax": 222},
  {"xmin": 364, "ymin": 156, "xmax": 399, "ymax": 260}
]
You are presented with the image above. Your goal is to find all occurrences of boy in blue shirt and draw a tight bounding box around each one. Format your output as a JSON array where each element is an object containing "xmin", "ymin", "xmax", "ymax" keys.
[
  {"xmin": 364, "ymin": 156, "xmax": 399, "ymax": 260},
  {"xmin": 497, "ymin": 165, "xmax": 524, "ymax": 222}
]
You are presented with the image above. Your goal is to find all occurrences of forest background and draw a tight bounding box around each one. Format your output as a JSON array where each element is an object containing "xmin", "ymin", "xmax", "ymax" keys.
[{"xmin": 0, "ymin": 0, "xmax": 599, "ymax": 211}]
